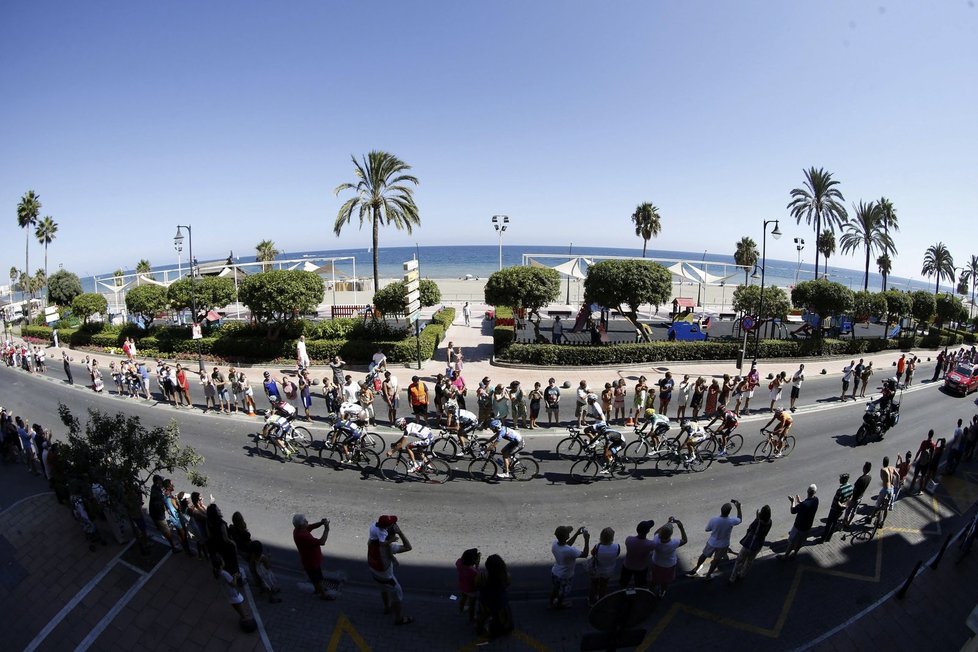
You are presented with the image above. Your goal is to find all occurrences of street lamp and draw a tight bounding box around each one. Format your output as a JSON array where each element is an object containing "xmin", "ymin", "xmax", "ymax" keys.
[
  {"xmin": 174, "ymin": 235, "xmax": 183, "ymax": 279},
  {"xmin": 491, "ymin": 215, "xmax": 509, "ymax": 271},
  {"xmin": 173, "ymin": 225, "xmax": 205, "ymax": 374},
  {"xmin": 752, "ymin": 219, "xmax": 782, "ymax": 364},
  {"xmin": 793, "ymin": 238, "xmax": 805, "ymax": 285}
]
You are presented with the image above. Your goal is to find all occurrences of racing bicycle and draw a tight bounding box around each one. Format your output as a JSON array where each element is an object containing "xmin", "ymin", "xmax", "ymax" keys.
[{"xmin": 753, "ymin": 428, "xmax": 796, "ymax": 462}]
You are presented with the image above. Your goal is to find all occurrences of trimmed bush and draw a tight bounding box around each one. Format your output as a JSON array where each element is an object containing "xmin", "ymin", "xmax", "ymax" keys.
[
  {"xmin": 431, "ymin": 307, "xmax": 456, "ymax": 331},
  {"xmin": 494, "ymin": 326, "xmax": 515, "ymax": 351},
  {"xmin": 21, "ymin": 325, "xmax": 53, "ymax": 340}
]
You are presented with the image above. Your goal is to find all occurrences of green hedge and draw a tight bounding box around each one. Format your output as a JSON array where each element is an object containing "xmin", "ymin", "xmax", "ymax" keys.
[
  {"xmin": 431, "ymin": 307, "xmax": 456, "ymax": 331},
  {"xmin": 497, "ymin": 337, "xmax": 908, "ymax": 366},
  {"xmin": 494, "ymin": 326, "xmax": 515, "ymax": 351},
  {"xmin": 22, "ymin": 325, "xmax": 53, "ymax": 340}
]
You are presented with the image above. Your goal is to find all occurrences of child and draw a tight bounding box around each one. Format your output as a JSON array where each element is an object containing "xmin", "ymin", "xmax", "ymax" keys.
[
  {"xmin": 213, "ymin": 556, "xmax": 250, "ymax": 621},
  {"xmin": 528, "ymin": 383, "xmax": 543, "ymax": 430},
  {"xmin": 456, "ymin": 548, "xmax": 480, "ymax": 621},
  {"xmin": 249, "ymin": 541, "xmax": 282, "ymax": 603}
]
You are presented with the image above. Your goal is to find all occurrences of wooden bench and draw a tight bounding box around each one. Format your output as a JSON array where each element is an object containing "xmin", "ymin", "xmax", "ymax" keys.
[
  {"xmin": 331, "ymin": 305, "xmax": 371, "ymax": 319},
  {"xmin": 718, "ymin": 312, "xmax": 737, "ymax": 321}
]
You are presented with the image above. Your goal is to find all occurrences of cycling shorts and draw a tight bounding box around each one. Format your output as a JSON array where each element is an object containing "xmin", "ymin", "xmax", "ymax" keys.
[{"xmin": 501, "ymin": 440, "xmax": 523, "ymax": 456}]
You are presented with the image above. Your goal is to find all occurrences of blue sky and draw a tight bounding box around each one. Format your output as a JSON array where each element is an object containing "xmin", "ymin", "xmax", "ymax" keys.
[{"xmin": 1, "ymin": 1, "xmax": 976, "ymax": 281}]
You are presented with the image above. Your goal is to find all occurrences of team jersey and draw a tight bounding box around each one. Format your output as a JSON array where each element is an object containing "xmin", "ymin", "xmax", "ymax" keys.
[
  {"xmin": 404, "ymin": 422, "xmax": 433, "ymax": 443},
  {"xmin": 493, "ymin": 426, "xmax": 523, "ymax": 444},
  {"xmin": 457, "ymin": 409, "xmax": 478, "ymax": 425}
]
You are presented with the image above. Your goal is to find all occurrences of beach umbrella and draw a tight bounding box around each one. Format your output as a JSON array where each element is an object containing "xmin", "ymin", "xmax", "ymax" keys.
[{"xmin": 552, "ymin": 256, "xmax": 593, "ymax": 280}]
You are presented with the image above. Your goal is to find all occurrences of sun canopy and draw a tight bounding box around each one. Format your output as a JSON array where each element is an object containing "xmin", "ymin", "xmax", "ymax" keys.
[{"xmin": 550, "ymin": 256, "xmax": 593, "ymax": 280}]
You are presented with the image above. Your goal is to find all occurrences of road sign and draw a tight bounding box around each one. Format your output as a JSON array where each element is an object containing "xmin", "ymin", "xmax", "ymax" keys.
[
  {"xmin": 742, "ymin": 315, "xmax": 756, "ymax": 331},
  {"xmin": 45, "ymin": 311, "xmax": 59, "ymax": 324},
  {"xmin": 403, "ymin": 260, "xmax": 418, "ymax": 272},
  {"xmin": 404, "ymin": 299, "xmax": 420, "ymax": 315},
  {"xmin": 403, "ymin": 269, "xmax": 419, "ymax": 284},
  {"xmin": 404, "ymin": 288, "xmax": 420, "ymax": 303},
  {"xmin": 44, "ymin": 305, "xmax": 59, "ymax": 316},
  {"xmin": 406, "ymin": 309, "xmax": 421, "ymax": 323}
]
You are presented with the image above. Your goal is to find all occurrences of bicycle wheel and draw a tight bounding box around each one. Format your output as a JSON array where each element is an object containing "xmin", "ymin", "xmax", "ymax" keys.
[
  {"xmin": 610, "ymin": 457, "xmax": 636, "ymax": 479},
  {"xmin": 753, "ymin": 440, "xmax": 772, "ymax": 463},
  {"xmin": 556, "ymin": 437, "xmax": 585, "ymax": 460},
  {"xmin": 512, "ymin": 457, "xmax": 539, "ymax": 481},
  {"xmin": 354, "ymin": 449, "xmax": 381, "ymax": 472},
  {"xmin": 782, "ymin": 436, "xmax": 796, "ymax": 457},
  {"xmin": 361, "ymin": 432, "xmax": 386, "ymax": 454},
  {"xmin": 468, "ymin": 458, "xmax": 498, "ymax": 482},
  {"xmin": 320, "ymin": 444, "xmax": 345, "ymax": 469},
  {"xmin": 656, "ymin": 450, "xmax": 683, "ymax": 473},
  {"xmin": 623, "ymin": 440, "xmax": 650, "ymax": 464},
  {"xmin": 689, "ymin": 441, "xmax": 715, "ymax": 472},
  {"xmin": 570, "ymin": 459, "xmax": 599, "ymax": 483},
  {"xmin": 288, "ymin": 429, "xmax": 311, "ymax": 458},
  {"xmin": 422, "ymin": 458, "xmax": 452, "ymax": 484},
  {"xmin": 855, "ymin": 424, "xmax": 868, "ymax": 445},
  {"xmin": 431, "ymin": 437, "xmax": 459, "ymax": 461},
  {"xmin": 380, "ymin": 457, "xmax": 409, "ymax": 482},
  {"xmin": 725, "ymin": 434, "xmax": 744, "ymax": 456},
  {"xmin": 292, "ymin": 426, "xmax": 313, "ymax": 447}
]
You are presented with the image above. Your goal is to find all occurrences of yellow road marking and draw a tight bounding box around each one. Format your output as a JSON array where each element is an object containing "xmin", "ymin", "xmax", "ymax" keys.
[
  {"xmin": 326, "ymin": 613, "xmax": 371, "ymax": 652},
  {"xmin": 459, "ymin": 629, "xmax": 551, "ymax": 652}
]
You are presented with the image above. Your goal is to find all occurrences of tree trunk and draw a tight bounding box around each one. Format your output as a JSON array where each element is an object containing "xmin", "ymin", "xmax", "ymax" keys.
[
  {"xmin": 864, "ymin": 248, "xmax": 870, "ymax": 291},
  {"xmin": 372, "ymin": 208, "xmax": 381, "ymax": 293},
  {"xmin": 24, "ymin": 230, "xmax": 29, "ymax": 298},
  {"xmin": 813, "ymin": 215, "xmax": 821, "ymax": 281},
  {"xmin": 642, "ymin": 240, "xmax": 647, "ymax": 258},
  {"xmin": 44, "ymin": 244, "xmax": 48, "ymax": 303},
  {"xmin": 622, "ymin": 305, "xmax": 651, "ymax": 342}
]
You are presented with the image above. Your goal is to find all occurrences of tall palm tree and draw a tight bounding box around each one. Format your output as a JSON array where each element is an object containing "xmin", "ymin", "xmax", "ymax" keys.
[
  {"xmin": 959, "ymin": 254, "xmax": 978, "ymax": 318},
  {"xmin": 733, "ymin": 236, "xmax": 758, "ymax": 284},
  {"xmin": 255, "ymin": 240, "xmax": 279, "ymax": 272},
  {"xmin": 631, "ymin": 203, "xmax": 662, "ymax": 257},
  {"xmin": 876, "ymin": 199, "xmax": 899, "ymax": 287},
  {"xmin": 839, "ymin": 201, "xmax": 893, "ymax": 291},
  {"xmin": 136, "ymin": 259, "xmax": 152, "ymax": 274},
  {"xmin": 921, "ymin": 242, "xmax": 955, "ymax": 294},
  {"xmin": 787, "ymin": 167, "xmax": 848, "ymax": 277},
  {"xmin": 16, "ymin": 190, "xmax": 41, "ymax": 286},
  {"xmin": 34, "ymin": 216, "xmax": 57, "ymax": 296},
  {"xmin": 334, "ymin": 151, "xmax": 421, "ymax": 290},
  {"xmin": 877, "ymin": 253, "xmax": 892, "ymax": 291},
  {"xmin": 8, "ymin": 266, "xmax": 17, "ymax": 301},
  {"xmin": 817, "ymin": 229, "xmax": 836, "ymax": 278}
]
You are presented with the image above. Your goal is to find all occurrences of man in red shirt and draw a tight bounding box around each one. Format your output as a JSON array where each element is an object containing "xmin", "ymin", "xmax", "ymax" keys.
[{"xmin": 293, "ymin": 513, "xmax": 334, "ymax": 600}]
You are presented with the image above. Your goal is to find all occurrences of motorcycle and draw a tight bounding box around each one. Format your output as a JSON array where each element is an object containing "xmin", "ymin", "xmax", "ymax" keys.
[{"xmin": 855, "ymin": 398, "xmax": 900, "ymax": 444}]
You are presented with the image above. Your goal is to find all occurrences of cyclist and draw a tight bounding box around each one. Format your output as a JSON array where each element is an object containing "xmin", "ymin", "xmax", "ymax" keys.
[
  {"xmin": 389, "ymin": 417, "xmax": 434, "ymax": 472},
  {"xmin": 677, "ymin": 420, "xmax": 708, "ymax": 463},
  {"xmin": 635, "ymin": 407, "xmax": 670, "ymax": 439},
  {"xmin": 761, "ymin": 408, "xmax": 792, "ymax": 457},
  {"xmin": 581, "ymin": 394, "xmax": 625, "ymax": 471},
  {"xmin": 332, "ymin": 401, "xmax": 369, "ymax": 460},
  {"xmin": 705, "ymin": 404, "xmax": 739, "ymax": 457},
  {"xmin": 486, "ymin": 419, "xmax": 523, "ymax": 479},
  {"xmin": 444, "ymin": 403, "xmax": 480, "ymax": 450},
  {"xmin": 262, "ymin": 398, "xmax": 298, "ymax": 455}
]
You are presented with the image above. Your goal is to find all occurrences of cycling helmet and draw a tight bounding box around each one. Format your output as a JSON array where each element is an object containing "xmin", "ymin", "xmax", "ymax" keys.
[
  {"xmin": 395, "ymin": 417, "xmax": 408, "ymax": 429},
  {"xmin": 644, "ymin": 408, "xmax": 656, "ymax": 418},
  {"xmin": 444, "ymin": 400, "xmax": 458, "ymax": 412},
  {"xmin": 586, "ymin": 393, "xmax": 598, "ymax": 402},
  {"xmin": 488, "ymin": 419, "xmax": 502, "ymax": 431},
  {"xmin": 773, "ymin": 407, "xmax": 784, "ymax": 415}
]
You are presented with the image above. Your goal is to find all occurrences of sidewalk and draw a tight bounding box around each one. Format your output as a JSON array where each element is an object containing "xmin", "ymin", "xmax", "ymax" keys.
[{"xmin": 3, "ymin": 454, "xmax": 976, "ymax": 651}]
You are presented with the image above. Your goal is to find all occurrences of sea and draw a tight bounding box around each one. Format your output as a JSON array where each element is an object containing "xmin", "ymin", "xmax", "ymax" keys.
[{"xmin": 75, "ymin": 244, "xmax": 931, "ymax": 296}]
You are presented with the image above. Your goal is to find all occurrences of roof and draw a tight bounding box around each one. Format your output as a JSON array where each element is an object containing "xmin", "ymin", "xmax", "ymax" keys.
[{"xmin": 674, "ymin": 297, "xmax": 695, "ymax": 308}]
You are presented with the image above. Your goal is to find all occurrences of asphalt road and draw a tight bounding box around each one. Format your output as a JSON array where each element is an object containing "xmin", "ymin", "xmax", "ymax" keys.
[{"xmin": 2, "ymin": 360, "xmax": 971, "ymax": 597}]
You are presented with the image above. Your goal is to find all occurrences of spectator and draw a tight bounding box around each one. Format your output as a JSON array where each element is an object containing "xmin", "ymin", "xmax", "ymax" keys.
[
  {"xmin": 840, "ymin": 361, "xmax": 854, "ymax": 401},
  {"xmin": 408, "ymin": 375, "xmax": 430, "ymax": 426},
  {"xmin": 789, "ymin": 364, "xmax": 804, "ymax": 412},
  {"xmin": 240, "ymin": 372, "xmax": 257, "ymax": 416},
  {"xmin": 293, "ymin": 513, "xmax": 334, "ymax": 600},
  {"xmin": 62, "ymin": 351, "xmax": 73, "ymax": 385},
  {"xmin": 367, "ymin": 515, "xmax": 413, "ymax": 625},
  {"xmin": 174, "ymin": 364, "xmax": 191, "ymax": 408},
  {"xmin": 149, "ymin": 475, "xmax": 180, "ymax": 552},
  {"xmin": 946, "ymin": 419, "xmax": 966, "ymax": 475},
  {"xmin": 676, "ymin": 375, "xmax": 691, "ymax": 421},
  {"xmin": 852, "ymin": 359, "xmax": 865, "ymax": 399},
  {"xmin": 550, "ymin": 525, "xmax": 590, "ymax": 609},
  {"xmin": 926, "ymin": 438, "xmax": 947, "ymax": 486},
  {"xmin": 382, "ymin": 371, "xmax": 399, "ymax": 425},
  {"xmin": 262, "ymin": 371, "xmax": 280, "ymax": 405},
  {"xmin": 894, "ymin": 450, "xmax": 912, "ymax": 501},
  {"xmin": 476, "ymin": 554, "xmax": 512, "ymax": 639},
  {"xmin": 687, "ymin": 499, "xmax": 743, "ymax": 579},
  {"xmin": 297, "ymin": 335, "xmax": 310, "ymax": 370},
  {"xmin": 729, "ymin": 505, "xmax": 772, "ymax": 583},
  {"xmin": 658, "ymin": 372, "xmax": 675, "ymax": 416},
  {"xmin": 528, "ymin": 382, "xmax": 543, "ymax": 430},
  {"xmin": 743, "ymin": 363, "xmax": 760, "ymax": 413},
  {"xmin": 552, "ymin": 315, "xmax": 564, "ymax": 344},
  {"xmin": 213, "ymin": 556, "xmax": 250, "ymax": 623},
  {"xmin": 576, "ymin": 380, "xmax": 589, "ymax": 427},
  {"xmin": 329, "ymin": 355, "xmax": 346, "ymax": 388},
  {"xmin": 456, "ymin": 548, "xmax": 480, "ymax": 622},
  {"xmin": 619, "ymin": 519, "xmax": 655, "ymax": 588},
  {"xmin": 779, "ymin": 484, "xmax": 819, "ymax": 560},
  {"xmin": 821, "ymin": 474, "xmax": 853, "ymax": 542},
  {"xmin": 544, "ymin": 378, "xmax": 561, "ymax": 427},
  {"xmin": 207, "ymin": 504, "xmax": 241, "ymax": 579},
  {"xmin": 462, "ymin": 301, "xmax": 471, "ymax": 327},
  {"xmin": 588, "ymin": 527, "xmax": 620, "ymax": 606},
  {"xmin": 650, "ymin": 517, "xmax": 688, "ymax": 597},
  {"xmin": 858, "ymin": 362, "xmax": 873, "ymax": 398},
  {"xmin": 249, "ymin": 540, "xmax": 282, "ymax": 603},
  {"xmin": 843, "ymin": 461, "xmax": 873, "ymax": 528},
  {"xmin": 908, "ymin": 430, "xmax": 936, "ymax": 494}
]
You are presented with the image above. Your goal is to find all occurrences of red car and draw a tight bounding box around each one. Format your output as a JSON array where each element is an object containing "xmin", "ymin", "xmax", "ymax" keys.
[{"xmin": 944, "ymin": 363, "xmax": 978, "ymax": 396}]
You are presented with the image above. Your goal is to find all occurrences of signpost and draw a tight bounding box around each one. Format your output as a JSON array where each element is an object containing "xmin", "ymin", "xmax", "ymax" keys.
[
  {"xmin": 44, "ymin": 305, "xmax": 60, "ymax": 324},
  {"xmin": 403, "ymin": 260, "xmax": 422, "ymax": 368}
]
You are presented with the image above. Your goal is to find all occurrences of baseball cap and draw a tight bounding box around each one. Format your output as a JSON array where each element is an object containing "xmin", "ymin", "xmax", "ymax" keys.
[
  {"xmin": 636, "ymin": 519, "xmax": 655, "ymax": 535},
  {"xmin": 378, "ymin": 515, "xmax": 398, "ymax": 528}
]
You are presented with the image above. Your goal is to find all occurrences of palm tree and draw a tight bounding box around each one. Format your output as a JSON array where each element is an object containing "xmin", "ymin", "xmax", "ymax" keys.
[
  {"xmin": 113, "ymin": 268, "xmax": 124, "ymax": 287},
  {"xmin": 876, "ymin": 198, "xmax": 899, "ymax": 287},
  {"xmin": 787, "ymin": 167, "xmax": 848, "ymax": 277},
  {"xmin": 959, "ymin": 254, "xmax": 978, "ymax": 319},
  {"xmin": 839, "ymin": 201, "xmax": 893, "ymax": 291},
  {"xmin": 136, "ymin": 259, "xmax": 152, "ymax": 274},
  {"xmin": 733, "ymin": 236, "xmax": 758, "ymax": 284},
  {"xmin": 631, "ymin": 203, "xmax": 662, "ymax": 257},
  {"xmin": 34, "ymin": 216, "xmax": 57, "ymax": 295},
  {"xmin": 921, "ymin": 242, "xmax": 955, "ymax": 294},
  {"xmin": 16, "ymin": 190, "xmax": 41, "ymax": 286},
  {"xmin": 8, "ymin": 266, "xmax": 17, "ymax": 301},
  {"xmin": 877, "ymin": 253, "xmax": 892, "ymax": 291},
  {"xmin": 817, "ymin": 229, "xmax": 836, "ymax": 278},
  {"xmin": 255, "ymin": 240, "xmax": 279, "ymax": 272},
  {"xmin": 334, "ymin": 151, "xmax": 421, "ymax": 290}
]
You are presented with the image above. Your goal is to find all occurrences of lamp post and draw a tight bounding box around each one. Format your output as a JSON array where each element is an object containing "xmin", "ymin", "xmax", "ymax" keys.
[
  {"xmin": 491, "ymin": 215, "xmax": 509, "ymax": 271},
  {"xmin": 752, "ymin": 219, "xmax": 782, "ymax": 364},
  {"xmin": 173, "ymin": 225, "xmax": 205, "ymax": 374},
  {"xmin": 793, "ymin": 237, "xmax": 805, "ymax": 285},
  {"xmin": 174, "ymin": 237, "xmax": 183, "ymax": 280}
]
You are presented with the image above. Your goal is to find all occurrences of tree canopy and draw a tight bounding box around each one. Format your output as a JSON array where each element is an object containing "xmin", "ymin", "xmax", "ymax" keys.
[
  {"xmin": 484, "ymin": 266, "xmax": 561, "ymax": 315},
  {"xmin": 731, "ymin": 284, "xmax": 791, "ymax": 320},
  {"xmin": 125, "ymin": 284, "xmax": 169, "ymax": 329},
  {"xmin": 791, "ymin": 278, "xmax": 854, "ymax": 318},
  {"xmin": 851, "ymin": 290, "xmax": 886, "ymax": 322},
  {"xmin": 373, "ymin": 278, "xmax": 441, "ymax": 315},
  {"xmin": 47, "ymin": 269, "xmax": 83, "ymax": 306},
  {"xmin": 631, "ymin": 203, "xmax": 662, "ymax": 257},
  {"xmin": 167, "ymin": 276, "xmax": 235, "ymax": 313},
  {"xmin": 787, "ymin": 167, "xmax": 847, "ymax": 277},
  {"xmin": 733, "ymin": 237, "xmax": 758, "ymax": 284},
  {"xmin": 910, "ymin": 290, "xmax": 936, "ymax": 328},
  {"xmin": 921, "ymin": 242, "xmax": 955, "ymax": 295},
  {"xmin": 881, "ymin": 289, "xmax": 912, "ymax": 321},
  {"xmin": 71, "ymin": 292, "xmax": 108, "ymax": 323},
  {"xmin": 935, "ymin": 293, "xmax": 965, "ymax": 328},
  {"xmin": 239, "ymin": 270, "xmax": 325, "ymax": 331},
  {"xmin": 584, "ymin": 260, "xmax": 671, "ymax": 341}
]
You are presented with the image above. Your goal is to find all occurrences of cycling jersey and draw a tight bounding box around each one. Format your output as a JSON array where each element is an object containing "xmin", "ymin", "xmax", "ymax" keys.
[
  {"xmin": 339, "ymin": 401, "xmax": 365, "ymax": 420},
  {"xmin": 404, "ymin": 422, "xmax": 433, "ymax": 444},
  {"xmin": 274, "ymin": 402, "xmax": 296, "ymax": 420},
  {"xmin": 457, "ymin": 409, "xmax": 479, "ymax": 433},
  {"xmin": 776, "ymin": 412, "xmax": 793, "ymax": 427},
  {"xmin": 721, "ymin": 411, "xmax": 739, "ymax": 428},
  {"xmin": 265, "ymin": 415, "xmax": 291, "ymax": 437},
  {"xmin": 493, "ymin": 426, "xmax": 523, "ymax": 445}
]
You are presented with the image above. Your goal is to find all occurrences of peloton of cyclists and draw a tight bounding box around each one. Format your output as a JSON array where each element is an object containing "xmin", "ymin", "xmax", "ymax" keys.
[
  {"xmin": 389, "ymin": 417, "xmax": 434, "ymax": 472},
  {"xmin": 705, "ymin": 404, "xmax": 739, "ymax": 457},
  {"xmin": 486, "ymin": 419, "xmax": 524, "ymax": 478},
  {"xmin": 761, "ymin": 407, "xmax": 792, "ymax": 457}
]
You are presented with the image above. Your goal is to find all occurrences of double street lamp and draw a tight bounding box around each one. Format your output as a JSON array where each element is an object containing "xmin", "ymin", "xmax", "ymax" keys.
[
  {"xmin": 491, "ymin": 215, "xmax": 509, "ymax": 271},
  {"xmin": 752, "ymin": 219, "xmax": 782, "ymax": 364},
  {"xmin": 173, "ymin": 225, "xmax": 205, "ymax": 374},
  {"xmin": 793, "ymin": 237, "xmax": 805, "ymax": 285}
]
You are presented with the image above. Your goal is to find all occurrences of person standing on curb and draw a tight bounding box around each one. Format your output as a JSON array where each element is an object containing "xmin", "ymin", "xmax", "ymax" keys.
[
  {"xmin": 575, "ymin": 380, "xmax": 589, "ymax": 427},
  {"xmin": 789, "ymin": 364, "xmax": 804, "ymax": 412},
  {"xmin": 658, "ymin": 372, "xmax": 675, "ymax": 417},
  {"xmin": 844, "ymin": 461, "xmax": 873, "ymax": 528},
  {"xmin": 821, "ymin": 473, "xmax": 853, "ymax": 542},
  {"xmin": 779, "ymin": 484, "xmax": 818, "ymax": 560},
  {"xmin": 368, "ymin": 515, "xmax": 413, "ymax": 625},
  {"xmin": 62, "ymin": 350, "xmax": 73, "ymax": 385},
  {"xmin": 687, "ymin": 499, "xmax": 742, "ymax": 580},
  {"xmin": 292, "ymin": 513, "xmax": 335, "ymax": 601},
  {"xmin": 859, "ymin": 362, "xmax": 874, "ymax": 398},
  {"xmin": 851, "ymin": 359, "xmax": 865, "ymax": 400},
  {"xmin": 296, "ymin": 335, "xmax": 309, "ymax": 371},
  {"xmin": 840, "ymin": 361, "xmax": 854, "ymax": 402},
  {"xmin": 544, "ymin": 378, "xmax": 561, "ymax": 427},
  {"xmin": 550, "ymin": 525, "xmax": 590, "ymax": 609},
  {"xmin": 650, "ymin": 517, "xmax": 687, "ymax": 597},
  {"xmin": 908, "ymin": 430, "xmax": 936, "ymax": 494},
  {"xmin": 743, "ymin": 363, "xmax": 759, "ymax": 414},
  {"xmin": 729, "ymin": 505, "xmax": 772, "ymax": 583},
  {"xmin": 619, "ymin": 520, "xmax": 656, "ymax": 588},
  {"xmin": 946, "ymin": 419, "xmax": 967, "ymax": 475}
]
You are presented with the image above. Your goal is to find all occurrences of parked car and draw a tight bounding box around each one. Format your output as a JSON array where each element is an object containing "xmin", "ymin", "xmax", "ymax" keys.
[{"xmin": 944, "ymin": 363, "xmax": 978, "ymax": 396}]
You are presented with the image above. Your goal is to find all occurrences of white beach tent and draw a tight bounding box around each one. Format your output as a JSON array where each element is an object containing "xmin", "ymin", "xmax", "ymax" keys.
[{"xmin": 528, "ymin": 256, "xmax": 593, "ymax": 279}]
